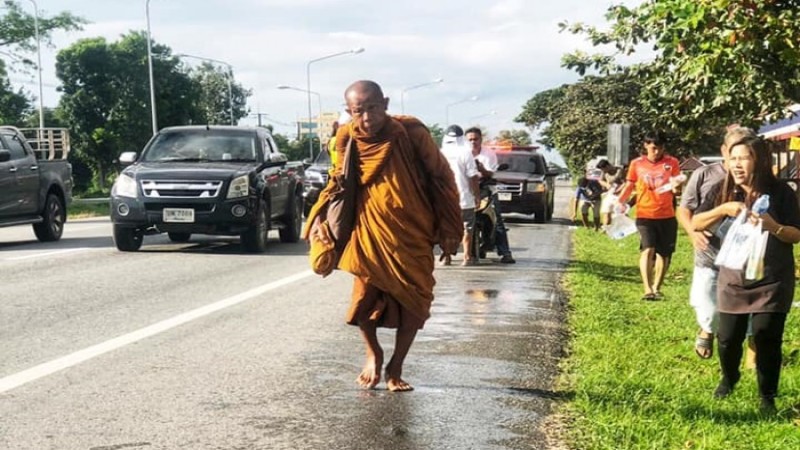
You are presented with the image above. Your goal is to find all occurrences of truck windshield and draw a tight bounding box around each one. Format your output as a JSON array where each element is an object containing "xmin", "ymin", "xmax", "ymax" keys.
[
  {"xmin": 143, "ymin": 131, "xmax": 258, "ymax": 162},
  {"xmin": 496, "ymin": 153, "xmax": 546, "ymax": 175}
]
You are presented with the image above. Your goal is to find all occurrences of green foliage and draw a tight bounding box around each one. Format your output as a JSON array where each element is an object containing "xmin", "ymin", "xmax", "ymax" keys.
[
  {"xmin": 560, "ymin": 0, "xmax": 800, "ymax": 129},
  {"xmin": 0, "ymin": 60, "xmax": 30, "ymax": 124},
  {"xmin": 0, "ymin": 0, "xmax": 85, "ymax": 71},
  {"xmin": 186, "ymin": 62, "xmax": 250, "ymax": 125},
  {"xmin": 55, "ymin": 32, "xmax": 252, "ymax": 192},
  {"xmin": 562, "ymin": 228, "xmax": 800, "ymax": 449},
  {"xmin": 495, "ymin": 129, "xmax": 532, "ymax": 146},
  {"xmin": 427, "ymin": 123, "xmax": 444, "ymax": 147},
  {"xmin": 516, "ymin": 74, "xmax": 654, "ymax": 174}
]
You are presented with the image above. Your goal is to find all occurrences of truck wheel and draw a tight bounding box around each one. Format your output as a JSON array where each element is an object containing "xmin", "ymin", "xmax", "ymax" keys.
[
  {"xmin": 279, "ymin": 193, "xmax": 303, "ymax": 243},
  {"xmin": 534, "ymin": 203, "xmax": 548, "ymax": 224},
  {"xmin": 113, "ymin": 225, "xmax": 143, "ymax": 251},
  {"xmin": 33, "ymin": 194, "xmax": 66, "ymax": 242},
  {"xmin": 241, "ymin": 200, "xmax": 270, "ymax": 253},
  {"xmin": 168, "ymin": 232, "xmax": 191, "ymax": 243}
]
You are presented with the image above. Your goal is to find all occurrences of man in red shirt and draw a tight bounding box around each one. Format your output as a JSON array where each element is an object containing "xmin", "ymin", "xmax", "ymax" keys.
[{"xmin": 617, "ymin": 131, "xmax": 682, "ymax": 300}]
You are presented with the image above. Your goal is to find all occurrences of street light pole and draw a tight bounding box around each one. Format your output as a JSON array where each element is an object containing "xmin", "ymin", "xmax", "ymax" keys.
[
  {"xmin": 400, "ymin": 78, "xmax": 443, "ymax": 115},
  {"xmin": 306, "ymin": 47, "xmax": 365, "ymax": 159},
  {"xmin": 26, "ymin": 0, "xmax": 43, "ymax": 136},
  {"xmin": 445, "ymin": 95, "xmax": 479, "ymax": 126},
  {"xmin": 175, "ymin": 54, "xmax": 235, "ymax": 125},
  {"xmin": 145, "ymin": 0, "xmax": 158, "ymax": 135},
  {"xmin": 277, "ymin": 85, "xmax": 322, "ymax": 155},
  {"xmin": 468, "ymin": 110, "xmax": 497, "ymax": 123}
]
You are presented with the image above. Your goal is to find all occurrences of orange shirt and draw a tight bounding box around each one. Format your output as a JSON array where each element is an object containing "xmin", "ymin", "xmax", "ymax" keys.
[{"xmin": 626, "ymin": 155, "xmax": 681, "ymax": 219}]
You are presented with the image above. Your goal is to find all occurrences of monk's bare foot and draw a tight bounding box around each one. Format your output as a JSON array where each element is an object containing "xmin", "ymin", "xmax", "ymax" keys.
[
  {"xmin": 356, "ymin": 354, "xmax": 383, "ymax": 389},
  {"xmin": 385, "ymin": 361, "xmax": 413, "ymax": 392},
  {"xmin": 386, "ymin": 376, "xmax": 414, "ymax": 392}
]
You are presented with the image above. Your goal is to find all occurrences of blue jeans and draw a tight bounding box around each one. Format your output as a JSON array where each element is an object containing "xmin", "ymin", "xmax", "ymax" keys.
[{"xmin": 491, "ymin": 196, "xmax": 511, "ymax": 256}]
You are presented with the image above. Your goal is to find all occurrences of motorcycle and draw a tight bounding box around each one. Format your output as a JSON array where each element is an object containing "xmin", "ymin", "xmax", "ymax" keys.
[{"xmin": 471, "ymin": 163, "xmax": 509, "ymax": 261}]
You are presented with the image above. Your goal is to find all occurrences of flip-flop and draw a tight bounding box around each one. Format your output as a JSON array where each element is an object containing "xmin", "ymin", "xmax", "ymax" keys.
[
  {"xmin": 695, "ymin": 332, "xmax": 714, "ymax": 359},
  {"xmin": 653, "ymin": 291, "xmax": 665, "ymax": 300},
  {"xmin": 641, "ymin": 293, "xmax": 657, "ymax": 301}
]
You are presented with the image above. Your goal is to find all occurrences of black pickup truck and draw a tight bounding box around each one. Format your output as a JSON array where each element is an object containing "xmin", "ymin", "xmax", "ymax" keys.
[
  {"xmin": 110, "ymin": 125, "xmax": 304, "ymax": 252},
  {"xmin": 0, "ymin": 126, "xmax": 73, "ymax": 241}
]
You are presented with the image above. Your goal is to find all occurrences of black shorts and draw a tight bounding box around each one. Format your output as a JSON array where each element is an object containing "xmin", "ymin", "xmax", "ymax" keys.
[{"xmin": 636, "ymin": 217, "xmax": 677, "ymax": 257}]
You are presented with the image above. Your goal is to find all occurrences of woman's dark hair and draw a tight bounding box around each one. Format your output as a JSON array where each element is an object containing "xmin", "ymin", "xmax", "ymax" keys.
[
  {"xmin": 596, "ymin": 159, "xmax": 611, "ymax": 169},
  {"xmin": 717, "ymin": 136, "xmax": 776, "ymax": 208}
]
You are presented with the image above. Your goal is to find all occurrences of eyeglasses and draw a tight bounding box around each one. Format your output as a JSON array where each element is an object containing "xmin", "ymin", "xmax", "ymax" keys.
[{"xmin": 346, "ymin": 102, "xmax": 385, "ymax": 117}]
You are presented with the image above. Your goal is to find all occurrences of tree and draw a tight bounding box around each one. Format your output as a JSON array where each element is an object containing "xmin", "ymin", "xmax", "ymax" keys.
[
  {"xmin": 427, "ymin": 123, "xmax": 443, "ymax": 148},
  {"xmin": 0, "ymin": 60, "xmax": 30, "ymax": 124},
  {"xmin": 0, "ymin": 0, "xmax": 85, "ymax": 71},
  {"xmin": 495, "ymin": 129, "xmax": 532, "ymax": 146},
  {"xmin": 187, "ymin": 62, "xmax": 250, "ymax": 125},
  {"xmin": 56, "ymin": 32, "xmax": 207, "ymax": 191},
  {"xmin": 560, "ymin": 0, "xmax": 800, "ymax": 130}
]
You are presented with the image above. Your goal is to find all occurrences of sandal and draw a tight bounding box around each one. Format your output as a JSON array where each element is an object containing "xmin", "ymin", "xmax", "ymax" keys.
[
  {"xmin": 695, "ymin": 331, "xmax": 714, "ymax": 359},
  {"xmin": 641, "ymin": 293, "xmax": 657, "ymax": 301}
]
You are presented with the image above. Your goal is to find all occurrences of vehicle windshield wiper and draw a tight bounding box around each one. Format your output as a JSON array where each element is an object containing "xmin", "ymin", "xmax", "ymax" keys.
[
  {"xmin": 216, "ymin": 158, "xmax": 255, "ymax": 162},
  {"xmin": 154, "ymin": 157, "xmax": 209, "ymax": 162}
]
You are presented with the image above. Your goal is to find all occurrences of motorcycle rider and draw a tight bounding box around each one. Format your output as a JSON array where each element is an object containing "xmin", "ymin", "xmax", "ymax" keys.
[{"xmin": 465, "ymin": 127, "xmax": 516, "ymax": 264}]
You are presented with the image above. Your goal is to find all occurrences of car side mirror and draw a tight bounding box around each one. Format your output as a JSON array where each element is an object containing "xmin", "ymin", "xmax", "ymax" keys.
[
  {"xmin": 497, "ymin": 163, "xmax": 510, "ymax": 171},
  {"xmin": 547, "ymin": 169, "xmax": 560, "ymax": 177},
  {"xmin": 119, "ymin": 152, "xmax": 137, "ymax": 166},
  {"xmin": 0, "ymin": 149, "xmax": 10, "ymax": 163}
]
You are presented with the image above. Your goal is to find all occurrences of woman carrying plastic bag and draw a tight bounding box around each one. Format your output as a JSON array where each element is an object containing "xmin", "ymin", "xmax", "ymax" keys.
[{"xmin": 692, "ymin": 136, "xmax": 800, "ymax": 414}]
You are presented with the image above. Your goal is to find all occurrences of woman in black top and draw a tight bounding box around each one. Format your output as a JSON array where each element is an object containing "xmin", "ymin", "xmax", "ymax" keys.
[{"xmin": 692, "ymin": 136, "xmax": 800, "ymax": 413}]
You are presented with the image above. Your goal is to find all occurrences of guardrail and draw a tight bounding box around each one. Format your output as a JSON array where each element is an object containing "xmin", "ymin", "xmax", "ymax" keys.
[{"xmin": 73, "ymin": 197, "xmax": 110, "ymax": 205}]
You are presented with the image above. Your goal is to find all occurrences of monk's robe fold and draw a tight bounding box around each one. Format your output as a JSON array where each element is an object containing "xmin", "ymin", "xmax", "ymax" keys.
[{"xmin": 304, "ymin": 116, "xmax": 462, "ymax": 324}]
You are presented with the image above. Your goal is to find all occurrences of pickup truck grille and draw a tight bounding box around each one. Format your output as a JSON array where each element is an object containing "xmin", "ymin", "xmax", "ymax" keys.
[
  {"xmin": 140, "ymin": 180, "xmax": 223, "ymax": 198},
  {"xmin": 495, "ymin": 182, "xmax": 523, "ymax": 193}
]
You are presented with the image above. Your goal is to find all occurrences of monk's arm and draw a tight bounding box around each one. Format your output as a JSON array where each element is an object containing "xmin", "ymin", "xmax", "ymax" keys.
[{"xmin": 407, "ymin": 124, "xmax": 462, "ymax": 243}]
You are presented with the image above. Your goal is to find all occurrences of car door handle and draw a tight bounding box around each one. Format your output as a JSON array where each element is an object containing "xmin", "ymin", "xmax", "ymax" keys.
[
  {"xmin": 9, "ymin": 167, "xmax": 17, "ymax": 173},
  {"xmin": 30, "ymin": 165, "xmax": 38, "ymax": 171}
]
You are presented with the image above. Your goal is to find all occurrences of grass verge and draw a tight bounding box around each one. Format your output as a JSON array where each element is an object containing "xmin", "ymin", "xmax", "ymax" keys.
[
  {"xmin": 68, "ymin": 201, "xmax": 109, "ymax": 220},
  {"xmin": 560, "ymin": 227, "xmax": 800, "ymax": 450}
]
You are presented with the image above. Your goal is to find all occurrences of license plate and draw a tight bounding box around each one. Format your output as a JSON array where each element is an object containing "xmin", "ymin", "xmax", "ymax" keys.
[
  {"xmin": 498, "ymin": 192, "xmax": 512, "ymax": 201},
  {"xmin": 163, "ymin": 208, "xmax": 195, "ymax": 223}
]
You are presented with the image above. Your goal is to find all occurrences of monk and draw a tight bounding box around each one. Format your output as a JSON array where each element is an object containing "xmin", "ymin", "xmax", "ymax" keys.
[{"xmin": 303, "ymin": 80, "xmax": 462, "ymax": 392}]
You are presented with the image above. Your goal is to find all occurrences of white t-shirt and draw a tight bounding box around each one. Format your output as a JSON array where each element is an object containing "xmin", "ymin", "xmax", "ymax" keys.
[
  {"xmin": 475, "ymin": 146, "xmax": 498, "ymax": 172},
  {"xmin": 440, "ymin": 140, "xmax": 479, "ymax": 209}
]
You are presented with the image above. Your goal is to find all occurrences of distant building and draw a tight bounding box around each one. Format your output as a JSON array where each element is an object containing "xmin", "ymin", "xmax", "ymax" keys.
[{"xmin": 296, "ymin": 111, "xmax": 340, "ymax": 142}]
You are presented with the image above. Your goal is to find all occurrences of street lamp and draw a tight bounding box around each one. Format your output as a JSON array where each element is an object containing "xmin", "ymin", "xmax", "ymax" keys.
[
  {"xmin": 400, "ymin": 78, "xmax": 443, "ymax": 115},
  {"xmin": 445, "ymin": 96, "xmax": 479, "ymax": 126},
  {"xmin": 276, "ymin": 85, "xmax": 323, "ymax": 154},
  {"xmin": 26, "ymin": 0, "xmax": 43, "ymax": 137},
  {"xmin": 145, "ymin": 0, "xmax": 157, "ymax": 135},
  {"xmin": 468, "ymin": 110, "xmax": 497, "ymax": 123},
  {"xmin": 176, "ymin": 53, "xmax": 235, "ymax": 125},
  {"xmin": 306, "ymin": 47, "xmax": 365, "ymax": 159}
]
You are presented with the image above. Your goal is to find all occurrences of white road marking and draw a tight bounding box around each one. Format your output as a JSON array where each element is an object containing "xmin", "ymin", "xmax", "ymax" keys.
[
  {"xmin": 5, "ymin": 247, "xmax": 95, "ymax": 261},
  {"xmin": 0, "ymin": 270, "xmax": 314, "ymax": 394}
]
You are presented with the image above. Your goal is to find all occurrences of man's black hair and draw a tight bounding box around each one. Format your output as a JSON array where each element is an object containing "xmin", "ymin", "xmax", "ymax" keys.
[
  {"xmin": 464, "ymin": 127, "xmax": 482, "ymax": 137},
  {"xmin": 596, "ymin": 159, "xmax": 611, "ymax": 169},
  {"xmin": 643, "ymin": 130, "xmax": 667, "ymax": 147}
]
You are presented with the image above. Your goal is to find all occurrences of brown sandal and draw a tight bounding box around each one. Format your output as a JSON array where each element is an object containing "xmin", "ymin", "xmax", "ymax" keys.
[{"xmin": 695, "ymin": 332, "xmax": 714, "ymax": 359}]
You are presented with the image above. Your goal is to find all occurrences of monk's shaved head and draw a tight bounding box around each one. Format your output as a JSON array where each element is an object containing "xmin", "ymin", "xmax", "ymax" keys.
[
  {"xmin": 345, "ymin": 80, "xmax": 384, "ymax": 100},
  {"xmin": 344, "ymin": 80, "xmax": 390, "ymax": 136}
]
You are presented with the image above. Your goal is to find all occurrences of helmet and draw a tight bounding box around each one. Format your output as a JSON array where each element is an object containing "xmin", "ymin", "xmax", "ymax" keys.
[{"xmin": 445, "ymin": 124, "xmax": 464, "ymax": 138}]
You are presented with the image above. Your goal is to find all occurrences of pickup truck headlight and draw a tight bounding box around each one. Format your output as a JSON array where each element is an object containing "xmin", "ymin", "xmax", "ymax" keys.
[
  {"xmin": 112, "ymin": 174, "xmax": 138, "ymax": 198},
  {"xmin": 227, "ymin": 175, "xmax": 249, "ymax": 199},
  {"xmin": 528, "ymin": 182, "xmax": 546, "ymax": 193}
]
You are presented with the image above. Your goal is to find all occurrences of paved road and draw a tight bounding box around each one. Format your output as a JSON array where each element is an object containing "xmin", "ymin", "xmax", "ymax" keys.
[{"xmin": 0, "ymin": 181, "xmax": 573, "ymax": 450}]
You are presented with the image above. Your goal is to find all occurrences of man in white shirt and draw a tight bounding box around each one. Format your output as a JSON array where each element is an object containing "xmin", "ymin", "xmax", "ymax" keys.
[
  {"xmin": 440, "ymin": 125, "xmax": 480, "ymax": 266},
  {"xmin": 466, "ymin": 127, "xmax": 515, "ymax": 264}
]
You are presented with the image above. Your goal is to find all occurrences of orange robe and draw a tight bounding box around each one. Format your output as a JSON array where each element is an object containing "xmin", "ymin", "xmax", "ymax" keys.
[{"xmin": 305, "ymin": 116, "xmax": 462, "ymax": 328}]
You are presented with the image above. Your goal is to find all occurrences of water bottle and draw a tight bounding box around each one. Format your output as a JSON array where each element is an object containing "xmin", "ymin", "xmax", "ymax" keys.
[
  {"xmin": 752, "ymin": 194, "xmax": 770, "ymax": 215},
  {"xmin": 655, "ymin": 174, "xmax": 687, "ymax": 194}
]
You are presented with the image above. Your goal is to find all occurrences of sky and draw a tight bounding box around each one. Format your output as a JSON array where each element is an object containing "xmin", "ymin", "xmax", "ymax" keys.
[{"xmin": 9, "ymin": 0, "xmax": 642, "ymax": 146}]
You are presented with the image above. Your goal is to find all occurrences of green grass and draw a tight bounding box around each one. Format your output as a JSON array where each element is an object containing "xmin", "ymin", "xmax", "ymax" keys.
[
  {"xmin": 561, "ymin": 227, "xmax": 800, "ymax": 450},
  {"xmin": 68, "ymin": 201, "xmax": 109, "ymax": 219}
]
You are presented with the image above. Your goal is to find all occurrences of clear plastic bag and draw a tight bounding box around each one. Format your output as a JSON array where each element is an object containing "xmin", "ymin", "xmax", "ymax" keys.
[{"xmin": 606, "ymin": 212, "xmax": 638, "ymax": 240}]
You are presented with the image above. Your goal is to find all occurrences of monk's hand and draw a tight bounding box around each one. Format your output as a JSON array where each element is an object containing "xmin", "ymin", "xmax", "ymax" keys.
[
  {"xmin": 310, "ymin": 217, "xmax": 334, "ymax": 247},
  {"xmin": 440, "ymin": 237, "xmax": 460, "ymax": 257}
]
